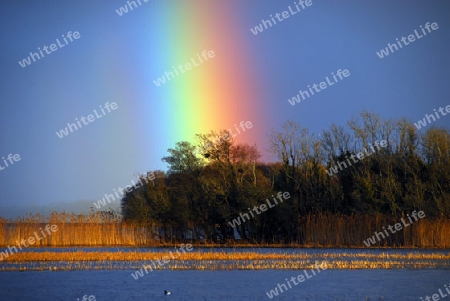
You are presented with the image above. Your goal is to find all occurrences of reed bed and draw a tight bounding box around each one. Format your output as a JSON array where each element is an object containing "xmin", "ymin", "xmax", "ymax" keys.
[
  {"xmin": 1, "ymin": 253, "xmax": 448, "ymax": 272},
  {"xmin": 2, "ymin": 250, "xmax": 449, "ymax": 262},
  {"xmin": 1, "ymin": 212, "xmax": 450, "ymax": 247}
]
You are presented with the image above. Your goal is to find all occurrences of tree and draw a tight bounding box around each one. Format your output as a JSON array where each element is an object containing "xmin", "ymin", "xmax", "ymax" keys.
[
  {"xmin": 421, "ymin": 127, "xmax": 450, "ymax": 217},
  {"xmin": 162, "ymin": 141, "xmax": 203, "ymax": 174}
]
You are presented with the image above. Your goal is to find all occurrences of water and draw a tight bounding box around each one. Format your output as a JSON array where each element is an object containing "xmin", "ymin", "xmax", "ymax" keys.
[
  {"xmin": 0, "ymin": 248, "xmax": 448, "ymax": 300},
  {"xmin": 1, "ymin": 269, "xmax": 448, "ymax": 300}
]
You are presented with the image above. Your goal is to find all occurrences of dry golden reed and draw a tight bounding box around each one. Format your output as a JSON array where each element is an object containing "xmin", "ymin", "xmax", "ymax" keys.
[
  {"xmin": 1, "ymin": 212, "xmax": 449, "ymax": 248},
  {"xmin": 1, "ymin": 251, "xmax": 449, "ymax": 271},
  {"xmin": 3, "ymin": 250, "xmax": 449, "ymax": 262}
]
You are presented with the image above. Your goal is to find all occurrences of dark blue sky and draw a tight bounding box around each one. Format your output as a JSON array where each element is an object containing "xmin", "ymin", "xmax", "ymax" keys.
[{"xmin": 0, "ymin": 0, "xmax": 449, "ymax": 213}]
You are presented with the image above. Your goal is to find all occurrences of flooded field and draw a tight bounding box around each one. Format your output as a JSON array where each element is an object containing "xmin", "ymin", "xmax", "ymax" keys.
[
  {"xmin": 1, "ymin": 247, "xmax": 448, "ymax": 271},
  {"xmin": 0, "ymin": 248, "xmax": 449, "ymax": 300}
]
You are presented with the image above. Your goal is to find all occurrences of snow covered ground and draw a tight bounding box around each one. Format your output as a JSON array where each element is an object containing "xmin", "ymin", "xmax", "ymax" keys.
[{"xmin": 0, "ymin": 269, "xmax": 448, "ymax": 301}]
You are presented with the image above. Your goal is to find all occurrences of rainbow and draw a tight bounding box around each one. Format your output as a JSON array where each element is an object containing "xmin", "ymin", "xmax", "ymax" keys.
[{"xmin": 147, "ymin": 1, "xmax": 267, "ymax": 151}]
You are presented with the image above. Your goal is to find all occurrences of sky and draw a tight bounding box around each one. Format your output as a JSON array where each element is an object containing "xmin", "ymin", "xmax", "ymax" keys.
[{"xmin": 0, "ymin": 0, "xmax": 449, "ymax": 214}]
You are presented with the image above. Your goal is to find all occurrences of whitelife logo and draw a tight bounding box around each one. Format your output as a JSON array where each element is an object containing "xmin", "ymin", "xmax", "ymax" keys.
[
  {"xmin": 0, "ymin": 153, "xmax": 21, "ymax": 172},
  {"xmin": 18, "ymin": 31, "xmax": 81, "ymax": 68},
  {"xmin": 287, "ymin": 69, "xmax": 350, "ymax": 106},
  {"xmin": 153, "ymin": 50, "xmax": 215, "ymax": 87},
  {"xmin": 0, "ymin": 224, "xmax": 58, "ymax": 261},
  {"xmin": 204, "ymin": 121, "xmax": 253, "ymax": 150},
  {"xmin": 228, "ymin": 192, "xmax": 291, "ymax": 228},
  {"xmin": 115, "ymin": 0, "xmax": 149, "ymax": 16},
  {"xmin": 77, "ymin": 295, "xmax": 96, "ymax": 301},
  {"xmin": 265, "ymin": 261, "xmax": 328, "ymax": 299},
  {"xmin": 250, "ymin": 0, "xmax": 313, "ymax": 35},
  {"xmin": 93, "ymin": 172, "xmax": 155, "ymax": 210},
  {"xmin": 376, "ymin": 22, "xmax": 439, "ymax": 59},
  {"xmin": 326, "ymin": 140, "xmax": 387, "ymax": 176},
  {"xmin": 55, "ymin": 102, "xmax": 118, "ymax": 139},
  {"xmin": 363, "ymin": 211, "xmax": 425, "ymax": 247},
  {"xmin": 420, "ymin": 282, "xmax": 450, "ymax": 301},
  {"xmin": 131, "ymin": 244, "xmax": 193, "ymax": 280},
  {"xmin": 414, "ymin": 105, "xmax": 450, "ymax": 129}
]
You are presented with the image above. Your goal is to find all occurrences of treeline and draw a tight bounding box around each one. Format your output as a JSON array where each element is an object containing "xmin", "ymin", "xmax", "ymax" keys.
[
  {"xmin": 2, "ymin": 111, "xmax": 448, "ymax": 247},
  {"xmin": 120, "ymin": 111, "xmax": 450, "ymax": 246}
]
